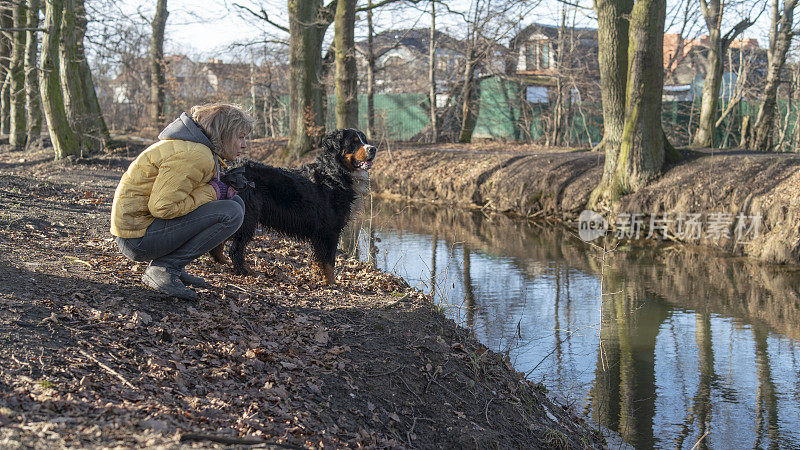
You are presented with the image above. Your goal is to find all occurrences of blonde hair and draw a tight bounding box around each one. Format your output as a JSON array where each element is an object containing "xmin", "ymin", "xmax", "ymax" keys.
[{"xmin": 190, "ymin": 103, "xmax": 254, "ymax": 153}]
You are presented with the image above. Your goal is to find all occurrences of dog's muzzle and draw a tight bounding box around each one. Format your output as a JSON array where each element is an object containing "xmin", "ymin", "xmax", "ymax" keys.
[{"xmin": 357, "ymin": 145, "xmax": 377, "ymax": 170}]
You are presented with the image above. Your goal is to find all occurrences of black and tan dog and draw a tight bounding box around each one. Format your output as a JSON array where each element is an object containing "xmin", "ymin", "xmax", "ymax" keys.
[{"xmin": 211, "ymin": 128, "xmax": 376, "ymax": 284}]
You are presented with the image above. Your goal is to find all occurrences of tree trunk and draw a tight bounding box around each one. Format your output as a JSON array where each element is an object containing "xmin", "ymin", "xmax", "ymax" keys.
[
  {"xmin": 458, "ymin": 54, "xmax": 477, "ymax": 143},
  {"xmin": 0, "ymin": 7, "xmax": 12, "ymax": 135},
  {"xmin": 749, "ymin": 0, "xmax": 796, "ymax": 151},
  {"xmin": 366, "ymin": 1, "xmax": 375, "ymax": 139},
  {"xmin": 692, "ymin": 1, "xmax": 723, "ymax": 148},
  {"xmin": 76, "ymin": 0, "xmax": 110, "ymax": 149},
  {"xmin": 149, "ymin": 0, "xmax": 168, "ymax": 126},
  {"xmin": 429, "ymin": 0, "xmax": 437, "ymax": 143},
  {"xmin": 334, "ymin": 0, "xmax": 358, "ymax": 129},
  {"xmin": 9, "ymin": 0, "xmax": 27, "ymax": 149},
  {"xmin": 59, "ymin": 0, "xmax": 109, "ymax": 153},
  {"xmin": 286, "ymin": 0, "xmax": 328, "ymax": 158},
  {"xmin": 25, "ymin": 0, "xmax": 42, "ymax": 147},
  {"xmin": 591, "ymin": 0, "xmax": 668, "ymax": 206},
  {"xmin": 612, "ymin": 0, "xmax": 666, "ymax": 193},
  {"xmin": 589, "ymin": 0, "xmax": 633, "ymax": 205},
  {"xmin": 550, "ymin": 7, "xmax": 568, "ymax": 147},
  {"xmin": 693, "ymin": 0, "xmax": 754, "ymax": 148},
  {"xmin": 40, "ymin": 0, "xmax": 79, "ymax": 159},
  {"xmin": 58, "ymin": 0, "xmax": 85, "ymax": 149}
]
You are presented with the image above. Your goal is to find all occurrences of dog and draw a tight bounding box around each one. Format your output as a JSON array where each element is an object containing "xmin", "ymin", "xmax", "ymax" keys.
[{"xmin": 210, "ymin": 128, "xmax": 376, "ymax": 284}]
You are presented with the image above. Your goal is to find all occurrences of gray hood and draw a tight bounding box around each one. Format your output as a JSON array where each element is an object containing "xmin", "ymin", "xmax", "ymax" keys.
[
  {"xmin": 158, "ymin": 112, "xmax": 215, "ymax": 151},
  {"xmin": 158, "ymin": 112, "xmax": 221, "ymax": 179}
]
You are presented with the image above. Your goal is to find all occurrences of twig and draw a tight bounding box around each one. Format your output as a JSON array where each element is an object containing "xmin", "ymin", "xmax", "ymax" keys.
[
  {"xmin": 180, "ymin": 432, "xmax": 304, "ymax": 448},
  {"xmin": 364, "ymin": 365, "xmax": 401, "ymax": 377},
  {"xmin": 395, "ymin": 373, "xmax": 424, "ymax": 403},
  {"xmin": 406, "ymin": 417, "xmax": 417, "ymax": 448},
  {"xmin": 484, "ymin": 397, "xmax": 493, "ymax": 425},
  {"xmin": 181, "ymin": 433, "xmax": 263, "ymax": 446},
  {"xmin": 78, "ymin": 349, "xmax": 137, "ymax": 390},
  {"xmin": 225, "ymin": 283, "xmax": 250, "ymax": 293},
  {"xmin": 690, "ymin": 431, "xmax": 710, "ymax": 450},
  {"xmin": 65, "ymin": 255, "xmax": 93, "ymax": 268}
]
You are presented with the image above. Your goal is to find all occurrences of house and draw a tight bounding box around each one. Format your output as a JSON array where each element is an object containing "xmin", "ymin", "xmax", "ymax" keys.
[
  {"xmin": 507, "ymin": 24, "xmax": 765, "ymax": 104},
  {"xmin": 662, "ymin": 33, "xmax": 765, "ymax": 101},
  {"xmin": 506, "ymin": 23, "xmax": 600, "ymax": 104},
  {"xmin": 355, "ymin": 28, "xmax": 465, "ymax": 95}
]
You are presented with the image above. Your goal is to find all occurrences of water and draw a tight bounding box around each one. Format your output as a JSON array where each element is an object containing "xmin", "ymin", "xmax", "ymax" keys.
[{"xmin": 345, "ymin": 199, "xmax": 800, "ymax": 449}]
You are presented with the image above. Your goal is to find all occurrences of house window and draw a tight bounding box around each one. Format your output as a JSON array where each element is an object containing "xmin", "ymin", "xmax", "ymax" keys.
[
  {"xmin": 526, "ymin": 86, "xmax": 549, "ymax": 103},
  {"xmin": 525, "ymin": 40, "xmax": 551, "ymax": 70}
]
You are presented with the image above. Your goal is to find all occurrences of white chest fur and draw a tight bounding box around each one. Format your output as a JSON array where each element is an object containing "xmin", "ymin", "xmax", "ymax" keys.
[{"xmin": 349, "ymin": 168, "xmax": 371, "ymax": 221}]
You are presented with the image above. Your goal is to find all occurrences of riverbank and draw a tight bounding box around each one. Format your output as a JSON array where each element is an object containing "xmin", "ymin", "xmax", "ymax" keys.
[
  {"xmin": 0, "ymin": 145, "xmax": 604, "ymax": 448},
  {"xmin": 369, "ymin": 143, "xmax": 800, "ymax": 266}
]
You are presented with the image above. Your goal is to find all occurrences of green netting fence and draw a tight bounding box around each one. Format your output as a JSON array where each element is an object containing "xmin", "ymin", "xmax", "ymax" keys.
[{"xmin": 255, "ymin": 79, "xmax": 789, "ymax": 148}]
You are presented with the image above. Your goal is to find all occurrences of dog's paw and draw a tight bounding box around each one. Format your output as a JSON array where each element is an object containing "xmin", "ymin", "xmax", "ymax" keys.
[
  {"xmin": 209, "ymin": 243, "xmax": 230, "ymax": 265},
  {"xmin": 232, "ymin": 265, "xmax": 253, "ymax": 276}
]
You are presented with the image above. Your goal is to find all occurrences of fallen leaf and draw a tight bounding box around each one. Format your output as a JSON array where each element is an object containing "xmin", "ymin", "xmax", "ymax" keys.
[{"xmin": 314, "ymin": 330, "xmax": 329, "ymax": 345}]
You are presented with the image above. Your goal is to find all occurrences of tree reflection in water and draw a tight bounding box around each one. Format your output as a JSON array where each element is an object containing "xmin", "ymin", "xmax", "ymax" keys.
[{"xmin": 342, "ymin": 198, "xmax": 800, "ymax": 449}]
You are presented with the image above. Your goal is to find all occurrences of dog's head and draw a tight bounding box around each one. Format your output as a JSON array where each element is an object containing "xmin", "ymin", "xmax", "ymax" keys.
[{"xmin": 321, "ymin": 128, "xmax": 376, "ymax": 172}]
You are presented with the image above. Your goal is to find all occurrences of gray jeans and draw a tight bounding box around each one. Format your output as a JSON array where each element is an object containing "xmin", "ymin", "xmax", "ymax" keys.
[{"xmin": 115, "ymin": 196, "xmax": 244, "ymax": 271}]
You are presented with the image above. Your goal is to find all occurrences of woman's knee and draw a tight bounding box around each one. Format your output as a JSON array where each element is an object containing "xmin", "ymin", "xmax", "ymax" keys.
[
  {"xmin": 115, "ymin": 236, "xmax": 152, "ymax": 262},
  {"xmin": 217, "ymin": 199, "xmax": 245, "ymax": 228}
]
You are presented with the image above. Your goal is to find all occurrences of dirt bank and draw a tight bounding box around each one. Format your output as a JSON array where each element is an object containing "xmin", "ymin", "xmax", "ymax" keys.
[
  {"xmin": 0, "ymin": 145, "xmax": 604, "ymax": 449},
  {"xmin": 369, "ymin": 144, "xmax": 800, "ymax": 266}
]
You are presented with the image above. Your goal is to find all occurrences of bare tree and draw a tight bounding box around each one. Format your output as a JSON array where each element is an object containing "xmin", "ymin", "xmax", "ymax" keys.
[
  {"xmin": 59, "ymin": 0, "xmax": 109, "ymax": 153},
  {"xmin": 40, "ymin": 0, "xmax": 79, "ymax": 158},
  {"xmin": 149, "ymin": 0, "xmax": 168, "ymax": 126},
  {"xmin": 334, "ymin": 0, "xmax": 358, "ymax": 128},
  {"xmin": 286, "ymin": 0, "xmax": 326, "ymax": 157},
  {"xmin": 748, "ymin": 0, "xmax": 797, "ymax": 151},
  {"xmin": 240, "ymin": 0, "xmax": 415, "ymax": 158},
  {"xmin": 365, "ymin": 0, "xmax": 376, "ymax": 138},
  {"xmin": 456, "ymin": 0, "xmax": 530, "ymax": 143},
  {"xmin": 84, "ymin": 2, "xmax": 151, "ymax": 132},
  {"xmin": 9, "ymin": 0, "xmax": 27, "ymax": 149},
  {"xmin": 1, "ymin": 7, "xmax": 12, "ymax": 134},
  {"xmin": 25, "ymin": 0, "xmax": 42, "ymax": 147},
  {"xmin": 429, "ymin": 0, "xmax": 437, "ymax": 142},
  {"xmin": 590, "ymin": 0, "xmax": 678, "ymax": 206},
  {"xmin": 457, "ymin": 1, "xmax": 485, "ymax": 143},
  {"xmin": 691, "ymin": 0, "xmax": 755, "ymax": 148}
]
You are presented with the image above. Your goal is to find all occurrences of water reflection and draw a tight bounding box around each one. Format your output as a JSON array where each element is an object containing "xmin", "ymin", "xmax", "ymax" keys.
[{"xmin": 345, "ymin": 199, "xmax": 800, "ymax": 449}]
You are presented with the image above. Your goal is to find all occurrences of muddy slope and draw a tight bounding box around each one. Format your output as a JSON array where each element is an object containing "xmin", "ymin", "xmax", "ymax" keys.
[{"xmin": 370, "ymin": 147, "xmax": 800, "ymax": 265}]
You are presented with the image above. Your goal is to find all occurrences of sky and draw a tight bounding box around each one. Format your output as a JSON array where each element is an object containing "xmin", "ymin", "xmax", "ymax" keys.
[{"xmin": 114, "ymin": 0, "xmax": 773, "ymax": 60}]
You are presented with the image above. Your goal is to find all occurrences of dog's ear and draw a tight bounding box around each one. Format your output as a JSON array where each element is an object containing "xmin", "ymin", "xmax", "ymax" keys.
[
  {"xmin": 321, "ymin": 129, "xmax": 344, "ymax": 154},
  {"xmin": 353, "ymin": 129, "xmax": 367, "ymax": 145}
]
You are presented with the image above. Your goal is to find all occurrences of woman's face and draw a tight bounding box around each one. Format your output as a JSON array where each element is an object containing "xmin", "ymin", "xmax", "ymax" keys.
[{"xmin": 221, "ymin": 130, "xmax": 248, "ymax": 161}]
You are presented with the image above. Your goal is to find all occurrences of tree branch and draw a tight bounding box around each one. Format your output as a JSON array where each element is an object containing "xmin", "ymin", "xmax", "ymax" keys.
[
  {"xmin": 233, "ymin": 3, "xmax": 289, "ymax": 33},
  {"xmin": 356, "ymin": 0, "xmax": 423, "ymax": 13},
  {"xmin": 721, "ymin": 17, "xmax": 754, "ymax": 49},
  {"xmin": 0, "ymin": 27, "xmax": 47, "ymax": 32}
]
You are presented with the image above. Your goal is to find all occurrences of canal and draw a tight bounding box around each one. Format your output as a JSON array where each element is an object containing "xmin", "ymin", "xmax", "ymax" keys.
[{"xmin": 345, "ymin": 198, "xmax": 800, "ymax": 449}]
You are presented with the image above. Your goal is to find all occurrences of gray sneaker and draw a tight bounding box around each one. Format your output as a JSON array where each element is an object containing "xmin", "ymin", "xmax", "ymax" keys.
[
  {"xmin": 179, "ymin": 270, "xmax": 208, "ymax": 287},
  {"xmin": 142, "ymin": 266, "xmax": 198, "ymax": 300}
]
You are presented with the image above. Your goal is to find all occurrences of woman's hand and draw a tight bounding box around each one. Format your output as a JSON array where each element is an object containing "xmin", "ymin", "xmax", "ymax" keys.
[{"xmin": 210, "ymin": 179, "xmax": 237, "ymax": 200}]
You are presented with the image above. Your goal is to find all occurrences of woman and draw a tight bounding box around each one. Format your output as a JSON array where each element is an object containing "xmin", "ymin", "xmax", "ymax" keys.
[{"xmin": 110, "ymin": 103, "xmax": 253, "ymax": 300}]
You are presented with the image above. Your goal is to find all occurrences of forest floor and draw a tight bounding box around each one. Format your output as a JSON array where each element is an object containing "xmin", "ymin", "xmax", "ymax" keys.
[{"xmin": 0, "ymin": 141, "xmax": 605, "ymax": 449}]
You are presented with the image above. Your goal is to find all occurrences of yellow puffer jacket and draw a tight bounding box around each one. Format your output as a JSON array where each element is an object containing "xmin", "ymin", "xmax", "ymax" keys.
[{"xmin": 110, "ymin": 139, "xmax": 224, "ymax": 238}]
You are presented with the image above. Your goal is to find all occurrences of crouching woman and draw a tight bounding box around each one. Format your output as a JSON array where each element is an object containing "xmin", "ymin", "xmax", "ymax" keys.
[{"xmin": 110, "ymin": 103, "xmax": 253, "ymax": 300}]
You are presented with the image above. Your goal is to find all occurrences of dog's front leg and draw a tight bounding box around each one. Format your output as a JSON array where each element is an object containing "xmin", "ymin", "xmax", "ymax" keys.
[
  {"xmin": 311, "ymin": 260, "xmax": 335, "ymax": 285},
  {"xmin": 311, "ymin": 236, "xmax": 338, "ymax": 285},
  {"xmin": 229, "ymin": 215, "xmax": 259, "ymax": 276},
  {"xmin": 209, "ymin": 240, "xmax": 231, "ymax": 265}
]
